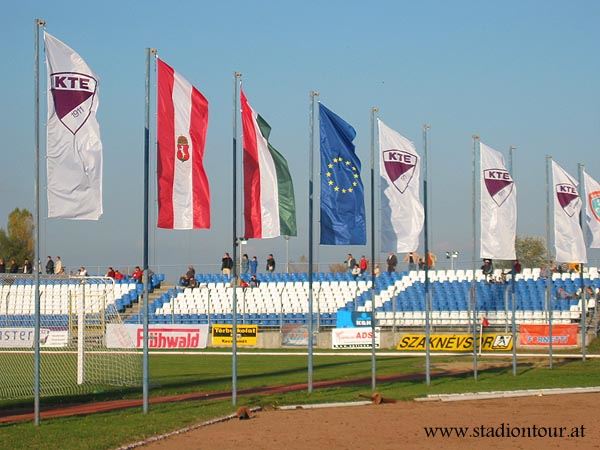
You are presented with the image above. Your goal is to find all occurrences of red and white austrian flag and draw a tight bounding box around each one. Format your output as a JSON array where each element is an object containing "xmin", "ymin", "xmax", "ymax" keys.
[
  {"xmin": 44, "ymin": 32, "xmax": 103, "ymax": 220},
  {"xmin": 157, "ymin": 59, "xmax": 210, "ymax": 229}
]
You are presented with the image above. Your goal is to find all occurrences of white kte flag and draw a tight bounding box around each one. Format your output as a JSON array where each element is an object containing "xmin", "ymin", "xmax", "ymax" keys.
[
  {"xmin": 480, "ymin": 142, "xmax": 516, "ymax": 260},
  {"xmin": 552, "ymin": 160, "xmax": 586, "ymax": 263},
  {"xmin": 378, "ymin": 119, "xmax": 424, "ymax": 253},
  {"xmin": 583, "ymin": 170, "xmax": 600, "ymax": 248},
  {"xmin": 44, "ymin": 32, "xmax": 103, "ymax": 219}
]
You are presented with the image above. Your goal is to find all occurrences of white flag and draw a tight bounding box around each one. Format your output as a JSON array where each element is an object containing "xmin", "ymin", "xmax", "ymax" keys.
[
  {"xmin": 378, "ymin": 119, "xmax": 424, "ymax": 253},
  {"xmin": 583, "ymin": 170, "xmax": 600, "ymax": 248},
  {"xmin": 44, "ymin": 32, "xmax": 103, "ymax": 220},
  {"xmin": 552, "ymin": 160, "xmax": 586, "ymax": 263},
  {"xmin": 479, "ymin": 142, "xmax": 516, "ymax": 260}
]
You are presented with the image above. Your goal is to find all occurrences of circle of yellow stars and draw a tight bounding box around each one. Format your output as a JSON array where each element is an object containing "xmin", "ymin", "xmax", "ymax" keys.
[{"xmin": 325, "ymin": 156, "xmax": 360, "ymax": 194}]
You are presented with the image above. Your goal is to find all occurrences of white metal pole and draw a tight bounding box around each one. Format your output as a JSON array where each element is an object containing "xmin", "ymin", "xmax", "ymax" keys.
[
  {"xmin": 370, "ymin": 107, "xmax": 378, "ymax": 391},
  {"xmin": 33, "ymin": 17, "xmax": 45, "ymax": 427},
  {"xmin": 546, "ymin": 155, "xmax": 553, "ymax": 369},
  {"xmin": 578, "ymin": 163, "xmax": 587, "ymax": 361},
  {"xmin": 509, "ymin": 145, "xmax": 517, "ymax": 375},
  {"xmin": 423, "ymin": 124, "xmax": 431, "ymax": 385},
  {"xmin": 77, "ymin": 282, "xmax": 85, "ymax": 385},
  {"xmin": 232, "ymin": 72, "xmax": 241, "ymax": 405},
  {"xmin": 308, "ymin": 90, "xmax": 318, "ymax": 393},
  {"xmin": 472, "ymin": 135, "xmax": 480, "ymax": 380}
]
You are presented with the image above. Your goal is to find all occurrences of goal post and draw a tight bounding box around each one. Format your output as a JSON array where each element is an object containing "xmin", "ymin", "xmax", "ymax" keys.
[{"xmin": 0, "ymin": 274, "xmax": 141, "ymax": 401}]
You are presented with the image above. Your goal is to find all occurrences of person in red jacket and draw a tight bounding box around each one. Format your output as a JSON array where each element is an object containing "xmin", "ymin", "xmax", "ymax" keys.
[
  {"xmin": 114, "ymin": 270, "xmax": 124, "ymax": 281},
  {"xmin": 131, "ymin": 266, "xmax": 143, "ymax": 284},
  {"xmin": 359, "ymin": 256, "xmax": 368, "ymax": 275}
]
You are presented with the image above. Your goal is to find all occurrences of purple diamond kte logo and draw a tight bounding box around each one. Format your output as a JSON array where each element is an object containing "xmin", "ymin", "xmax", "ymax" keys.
[
  {"xmin": 383, "ymin": 149, "xmax": 417, "ymax": 193},
  {"xmin": 556, "ymin": 183, "xmax": 580, "ymax": 217},
  {"xmin": 50, "ymin": 71, "xmax": 97, "ymax": 135},
  {"xmin": 483, "ymin": 169, "xmax": 514, "ymax": 206}
]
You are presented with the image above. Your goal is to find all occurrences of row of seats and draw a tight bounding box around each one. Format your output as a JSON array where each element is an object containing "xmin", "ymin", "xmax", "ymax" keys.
[
  {"xmin": 0, "ymin": 274, "xmax": 165, "ymax": 315},
  {"xmin": 143, "ymin": 267, "xmax": 598, "ymax": 327}
]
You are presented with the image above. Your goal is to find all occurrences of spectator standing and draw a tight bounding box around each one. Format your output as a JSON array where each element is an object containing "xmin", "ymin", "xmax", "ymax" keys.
[
  {"xmin": 78, "ymin": 266, "xmax": 88, "ymax": 276},
  {"xmin": 0, "ymin": 258, "xmax": 5, "ymax": 273},
  {"xmin": 511, "ymin": 259, "xmax": 522, "ymax": 275},
  {"xmin": 359, "ymin": 256, "xmax": 368, "ymax": 275},
  {"xmin": 266, "ymin": 254, "xmax": 276, "ymax": 272},
  {"xmin": 23, "ymin": 259, "xmax": 33, "ymax": 274},
  {"xmin": 386, "ymin": 252, "xmax": 398, "ymax": 274},
  {"xmin": 426, "ymin": 251, "xmax": 437, "ymax": 270},
  {"xmin": 241, "ymin": 254, "xmax": 249, "ymax": 274},
  {"xmin": 249, "ymin": 256, "xmax": 258, "ymax": 276},
  {"xmin": 403, "ymin": 252, "xmax": 418, "ymax": 271},
  {"xmin": 345, "ymin": 254, "xmax": 357, "ymax": 273},
  {"xmin": 106, "ymin": 267, "xmax": 116, "ymax": 278},
  {"xmin": 54, "ymin": 256, "xmax": 63, "ymax": 275},
  {"xmin": 9, "ymin": 259, "xmax": 18, "ymax": 273},
  {"xmin": 131, "ymin": 266, "xmax": 143, "ymax": 284},
  {"xmin": 45, "ymin": 256, "xmax": 54, "ymax": 275},
  {"xmin": 221, "ymin": 253, "xmax": 233, "ymax": 276}
]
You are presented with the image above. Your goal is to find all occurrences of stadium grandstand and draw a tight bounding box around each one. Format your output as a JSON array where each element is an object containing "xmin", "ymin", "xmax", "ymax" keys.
[{"xmin": 112, "ymin": 267, "xmax": 600, "ymax": 329}]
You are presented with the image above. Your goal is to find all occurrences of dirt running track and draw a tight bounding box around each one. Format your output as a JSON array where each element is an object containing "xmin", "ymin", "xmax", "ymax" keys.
[{"xmin": 142, "ymin": 393, "xmax": 600, "ymax": 450}]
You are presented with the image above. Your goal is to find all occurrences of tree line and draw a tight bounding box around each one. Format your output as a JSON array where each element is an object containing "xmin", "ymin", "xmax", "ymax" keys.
[{"xmin": 0, "ymin": 208, "xmax": 34, "ymax": 266}]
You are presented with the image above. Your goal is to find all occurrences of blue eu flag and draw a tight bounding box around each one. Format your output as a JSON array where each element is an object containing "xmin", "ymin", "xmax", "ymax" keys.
[{"xmin": 319, "ymin": 103, "xmax": 366, "ymax": 245}]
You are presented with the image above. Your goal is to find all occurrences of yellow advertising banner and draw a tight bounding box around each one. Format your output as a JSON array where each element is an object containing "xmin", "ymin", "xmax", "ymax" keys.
[
  {"xmin": 211, "ymin": 325, "xmax": 258, "ymax": 347},
  {"xmin": 396, "ymin": 333, "xmax": 513, "ymax": 352}
]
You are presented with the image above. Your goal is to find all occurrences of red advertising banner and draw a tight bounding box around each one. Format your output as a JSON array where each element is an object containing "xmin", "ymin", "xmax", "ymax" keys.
[{"xmin": 519, "ymin": 324, "xmax": 578, "ymax": 346}]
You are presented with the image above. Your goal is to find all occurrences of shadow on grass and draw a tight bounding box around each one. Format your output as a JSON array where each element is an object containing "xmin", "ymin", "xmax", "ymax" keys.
[{"xmin": 0, "ymin": 356, "xmax": 412, "ymax": 415}]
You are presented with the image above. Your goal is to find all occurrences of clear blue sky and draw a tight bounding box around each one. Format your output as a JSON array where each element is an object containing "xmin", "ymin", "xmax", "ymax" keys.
[{"xmin": 1, "ymin": 0, "xmax": 599, "ymax": 277}]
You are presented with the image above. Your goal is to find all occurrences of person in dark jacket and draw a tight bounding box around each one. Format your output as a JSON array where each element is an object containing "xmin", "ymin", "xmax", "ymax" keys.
[
  {"xmin": 221, "ymin": 253, "xmax": 233, "ymax": 276},
  {"xmin": 386, "ymin": 252, "xmax": 398, "ymax": 273},
  {"xmin": 9, "ymin": 259, "xmax": 18, "ymax": 273},
  {"xmin": 0, "ymin": 258, "xmax": 5, "ymax": 273},
  {"xmin": 266, "ymin": 254, "xmax": 276, "ymax": 272},
  {"xmin": 45, "ymin": 256, "xmax": 54, "ymax": 275}
]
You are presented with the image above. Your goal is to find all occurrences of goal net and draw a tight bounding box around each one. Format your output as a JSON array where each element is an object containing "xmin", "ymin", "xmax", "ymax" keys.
[{"xmin": 0, "ymin": 274, "xmax": 141, "ymax": 400}]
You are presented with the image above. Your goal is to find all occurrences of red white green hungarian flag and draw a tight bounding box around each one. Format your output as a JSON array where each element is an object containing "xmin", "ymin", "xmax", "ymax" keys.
[{"xmin": 241, "ymin": 91, "xmax": 297, "ymax": 238}]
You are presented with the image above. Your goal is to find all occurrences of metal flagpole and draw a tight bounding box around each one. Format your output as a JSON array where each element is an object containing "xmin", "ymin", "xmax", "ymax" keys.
[
  {"xmin": 472, "ymin": 135, "xmax": 480, "ymax": 380},
  {"xmin": 232, "ymin": 72, "xmax": 241, "ymax": 405},
  {"xmin": 423, "ymin": 124, "xmax": 431, "ymax": 385},
  {"xmin": 142, "ymin": 47, "xmax": 156, "ymax": 414},
  {"xmin": 285, "ymin": 235, "xmax": 289, "ymax": 273},
  {"xmin": 545, "ymin": 155, "xmax": 553, "ymax": 369},
  {"xmin": 308, "ymin": 91, "xmax": 318, "ymax": 393},
  {"xmin": 577, "ymin": 163, "xmax": 587, "ymax": 362},
  {"xmin": 370, "ymin": 107, "xmax": 378, "ymax": 391},
  {"xmin": 33, "ymin": 17, "xmax": 45, "ymax": 426},
  {"xmin": 509, "ymin": 145, "xmax": 517, "ymax": 376}
]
